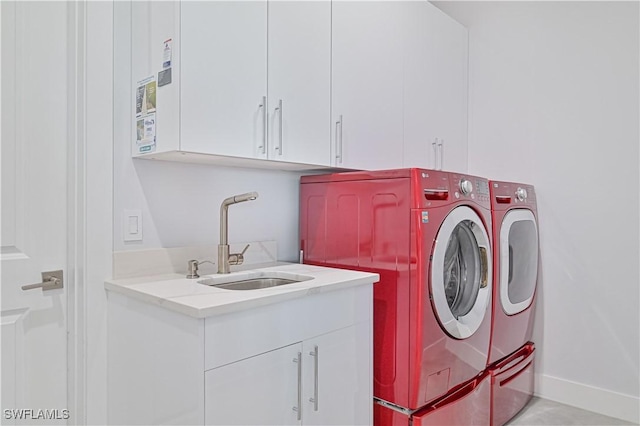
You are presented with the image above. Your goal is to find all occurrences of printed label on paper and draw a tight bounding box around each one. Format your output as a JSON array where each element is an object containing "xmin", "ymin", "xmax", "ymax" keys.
[
  {"xmin": 162, "ymin": 38, "xmax": 172, "ymax": 69},
  {"xmin": 136, "ymin": 113, "xmax": 156, "ymax": 154},
  {"xmin": 136, "ymin": 75, "xmax": 156, "ymax": 118}
]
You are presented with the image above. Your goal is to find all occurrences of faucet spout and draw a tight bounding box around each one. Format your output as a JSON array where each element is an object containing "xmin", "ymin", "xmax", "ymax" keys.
[{"xmin": 218, "ymin": 192, "xmax": 259, "ymax": 274}]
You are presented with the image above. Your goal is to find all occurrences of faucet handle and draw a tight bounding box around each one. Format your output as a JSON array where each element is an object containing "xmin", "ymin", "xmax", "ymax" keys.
[{"xmin": 229, "ymin": 244, "xmax": 250, "ymax": 267}]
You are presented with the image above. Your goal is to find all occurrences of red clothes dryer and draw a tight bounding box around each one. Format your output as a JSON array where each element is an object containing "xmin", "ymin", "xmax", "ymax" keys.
[
  {"xmin": 300, "ymin": 169, "xmax": 493, "ymax": 423},
  {"xmin": 488, "ymin": 181, "xmax": 539, "ymax": 425}
]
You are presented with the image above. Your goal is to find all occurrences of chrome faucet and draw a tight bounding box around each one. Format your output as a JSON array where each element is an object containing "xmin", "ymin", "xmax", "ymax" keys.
[{"xmin": 218, "ymin": 192, "xmax": 258, "ymax": 274}]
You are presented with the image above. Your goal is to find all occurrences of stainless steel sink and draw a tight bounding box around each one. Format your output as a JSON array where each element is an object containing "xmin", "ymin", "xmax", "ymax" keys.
[
  {"xmin": 198, "ymin": 271, "xmax": 313, "ymax": 290},
  {"xmin": 211, "ymin": 277, "xmax": 299, "ymax": 291}
]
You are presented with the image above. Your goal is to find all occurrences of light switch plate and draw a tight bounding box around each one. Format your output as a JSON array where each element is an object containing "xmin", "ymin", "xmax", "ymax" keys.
[{"xmin": 123, "ymin": 210, "xmax": 143, "ymax": 242}]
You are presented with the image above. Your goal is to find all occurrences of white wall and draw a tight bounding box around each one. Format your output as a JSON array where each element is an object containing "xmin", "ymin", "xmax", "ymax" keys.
[
  {"xmin": 435, "ymin": 1, "xmax": 639, "ymax": 422},
  {"xmin": 113, "ymin": 2, "xmax": 305, "ymax": 263}
]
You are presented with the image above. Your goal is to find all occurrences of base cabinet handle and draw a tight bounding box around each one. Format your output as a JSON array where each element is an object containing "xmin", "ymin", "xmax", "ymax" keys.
[{"xmin": 309, "ymin": 345, "xmax": 319, "ymax": 411}]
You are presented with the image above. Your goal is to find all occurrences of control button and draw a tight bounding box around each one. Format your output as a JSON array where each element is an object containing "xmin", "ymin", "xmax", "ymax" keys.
[
  {"xmin": 516, "ymin": 187, "xmax": 528, "ymax": 201},
  {"xmin": 455, "ymin": 192, "xmax": 460, "ymax": 199},
  {"xmin": 460, "ymin": 179, "xmax": 473, "ymax": 195}
]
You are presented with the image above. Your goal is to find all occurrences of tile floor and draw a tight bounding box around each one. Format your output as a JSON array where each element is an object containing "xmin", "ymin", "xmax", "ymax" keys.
[{"xmin": 507, "ymin": 397, "xmax": 637, "ymax": 425}]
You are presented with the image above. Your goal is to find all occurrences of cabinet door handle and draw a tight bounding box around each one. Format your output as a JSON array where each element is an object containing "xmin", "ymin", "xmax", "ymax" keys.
[
  {"xmin": 274, "ymin": 99, "xmax": 283, "ymax": 155},
  {"xmin": 438, "ymin": 139, "xmax": 444, "ymax": 170},
  {"xmin": 432, "ymin": 139, "xmax": 438, "ymax": 169},
  {"xmin": 335, "ymin": 115, "xmax": 343, "ymax": 164},
  {"xmin": 258, "ymin": 96, "xmax": 267, "ymax": 155},
  {"xmin": 309, "ymin": 345, "xmax": 319, "ymax": 411},
  {"xmin": 293, "ymin": 352, "xmax": 302, "ymax": 421}
]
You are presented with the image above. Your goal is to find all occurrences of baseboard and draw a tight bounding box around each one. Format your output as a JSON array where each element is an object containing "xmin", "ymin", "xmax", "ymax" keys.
[{"xmin": 535, "ymin": 373, "xmax": 640, "ymax": 424}]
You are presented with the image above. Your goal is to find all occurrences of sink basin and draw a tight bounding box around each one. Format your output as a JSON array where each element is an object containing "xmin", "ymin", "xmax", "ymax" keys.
[
  {"xmin": 209, "ymin": 277, "xmax": 298, "ymax": 291},
  {"xmin": 198, "ymin": 271, "xmax": 313, "ymax": 291}
]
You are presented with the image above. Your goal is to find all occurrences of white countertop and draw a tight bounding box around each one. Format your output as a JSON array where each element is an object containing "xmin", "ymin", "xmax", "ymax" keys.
[{"xmin": 105, "ymin": 263, "xmax": 379, "ymax": 318}]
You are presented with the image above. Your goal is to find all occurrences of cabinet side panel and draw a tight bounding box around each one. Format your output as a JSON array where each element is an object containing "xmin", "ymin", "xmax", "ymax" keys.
[
  {"xmin": 131, "ymin": 0, "xmax": 181, "ymax": 155},
  {"xmin": 107, "ymin": 292, "xmax": 204, "ymax": 425}
]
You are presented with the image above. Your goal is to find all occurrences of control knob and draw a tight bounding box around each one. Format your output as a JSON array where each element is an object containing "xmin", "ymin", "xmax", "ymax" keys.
[
  {"xmin": 516, "ymin": 187, "xmax": 528, "ymax": 201},
  {"xmin": 459, "ymin": 179, "xmax": 473, "ymax": 195}
]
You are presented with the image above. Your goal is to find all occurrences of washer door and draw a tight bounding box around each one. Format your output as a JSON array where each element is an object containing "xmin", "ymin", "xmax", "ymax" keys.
[
  {"xmin": 431, "ymin": 206, "xmax": 492, "ymax": 339},
  {"xmin": 500, "ymin": 209, "xmax": 538, "ymax": 315}
]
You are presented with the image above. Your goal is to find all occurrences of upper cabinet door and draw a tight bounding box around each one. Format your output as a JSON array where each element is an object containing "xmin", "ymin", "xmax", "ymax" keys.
[
  {"xmin": 402, "ymin": 2, "xmax": 468, "ymax": 172},
  {"xmin": 180, "ymin": 1, "xmax": 268, "ymax": 159},
  {"xmin": 332, "ymin": 1, "xmax": 404, "ymax": 170},
  {"xmin": 430, "ymin": 6, "xmax": 468, "ymax": 173},
  {"xmin": 268, "ymin": 1, "xmax": 331, "ymax": 166},
  {"xmin": 402, "ymin": 1, "xmax": 438, "ymax": 169}
]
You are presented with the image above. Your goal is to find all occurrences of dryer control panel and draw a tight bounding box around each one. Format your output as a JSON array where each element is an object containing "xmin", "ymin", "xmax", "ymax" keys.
[{"xmin": 489, "ymin": 181, "xmax": 537, "ymax": 212}]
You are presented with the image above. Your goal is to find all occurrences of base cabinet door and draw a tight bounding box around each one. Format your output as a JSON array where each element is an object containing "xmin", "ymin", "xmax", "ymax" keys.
[
  {"xmin": 303, "ymin": 323, "xmax": 372, "ymax": 426},
  {"xmin": 205, "ymin": 343, "xmax": 303, "ymax": 426}
]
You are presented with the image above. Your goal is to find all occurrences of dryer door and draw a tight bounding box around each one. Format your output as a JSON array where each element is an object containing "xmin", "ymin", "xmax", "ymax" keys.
[
  {"xmin": 500, "ymin": 209, "xmax": 538, "ymax": 315},
  {"xmin": 431, "ymin": 206, "xmax": 492, "ymax": 339}
]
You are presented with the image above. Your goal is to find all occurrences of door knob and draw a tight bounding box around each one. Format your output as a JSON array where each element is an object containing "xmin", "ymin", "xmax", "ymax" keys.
[{"xmin": 21, "ymin": 270, "xmax": 64, "ymax": 291}]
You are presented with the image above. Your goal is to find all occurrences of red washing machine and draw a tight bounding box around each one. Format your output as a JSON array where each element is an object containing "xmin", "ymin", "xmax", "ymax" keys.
[
  {"xmin": 300, "ymin": 169, "xmax": 493, "ymax": 425},
  {"xmin": 488, "ymin": 181, "xmax": 539, "ymax": 425}
]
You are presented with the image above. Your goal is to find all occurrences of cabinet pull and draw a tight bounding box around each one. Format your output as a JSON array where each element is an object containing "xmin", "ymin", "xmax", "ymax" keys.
[
  {"xmin": 309, "ymin": 346, "xmax": 319, "ymax": 411},
  {"xmin": 275, "ymin": 99, "xmax": 283, "ymax": 155},
  {"xmin": 432, "ymin": 139, "xmax": 438, "ymax": 169},
  {"xmin": 293, "ymin": 352, "xmax": 302, "ymax": 421},
  {"xmin": 335, "ymin": 115, "xmax": 343, "ymax": 164},
  {"xmin": 438, "ymin": 139, "xmax": 444, "ymax": 170},
  {"xmin": 258, "ymin": 96, "xmax": 267, "ymax": 155}
]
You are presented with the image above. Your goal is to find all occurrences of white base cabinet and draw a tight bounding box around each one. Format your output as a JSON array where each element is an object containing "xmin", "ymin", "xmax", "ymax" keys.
[
  {"xmin": 107, "ymin": 284, "xmax": 373, "ymax": 425},
  {"xmin": 205, "ymin": 323, "xmax": 370, "ymax": 426}
]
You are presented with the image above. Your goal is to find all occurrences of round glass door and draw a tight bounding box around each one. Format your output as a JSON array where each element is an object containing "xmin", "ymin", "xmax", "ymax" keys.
[
  {"xmin": 500, "ymin": 209, "xmax": 538, "ymax": 315},
  {"xmin": 431, "ymin": 206, "xmax": 492, "ymax": 339}
]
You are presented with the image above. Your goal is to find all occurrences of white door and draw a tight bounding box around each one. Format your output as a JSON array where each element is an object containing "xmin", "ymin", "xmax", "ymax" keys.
[
  {"xmin": 303, "ymin": 324, "xmax": 372, "ymax": 426},
  {"xmin": 268, "ymin": 1, "xmax": 331, "ymax": 166},
  {"xmin": 402, "ymin": 1, "xmax": 439, "ymax": 170},
  {"xmin": 204, "ymin": 343, "xmax": 302, "ymax": 426},
  {"xmin": 332, "ymin": 1, "xmax": 404, "ymax": 170},
  {"xmin": 180, "ymin": 1, "xmax": 268, "ymax": 159},
  {"xmin": 1, "ymin": 2, "xmax": 69, "ymax": 423},
  {"xmin": 429, "ymin": 7, "xmax": 468, "ymax": 173}
]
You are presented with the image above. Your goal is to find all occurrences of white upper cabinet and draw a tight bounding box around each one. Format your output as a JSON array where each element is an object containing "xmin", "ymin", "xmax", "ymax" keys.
[
  {"xmin": 268, "ymin": 1, "xmax": 332, "ymax": 166},
  {"xmin": 132, "ymin": 0, "xmax": 331, "ymax": 168},
  {"xmin": 181, "ymin": 1, "xmax": 268, "ymax": 159},
  {"xmin": 402, "ymin": 2, "xmax": 469, "ymax": 172},
  {"xmin": 331, "ymin": 1, "xmax": 405, "ymax": 170},
  {"xmin": 130, "ymin": 1, "xmax": 468, "ymax": 172}
]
